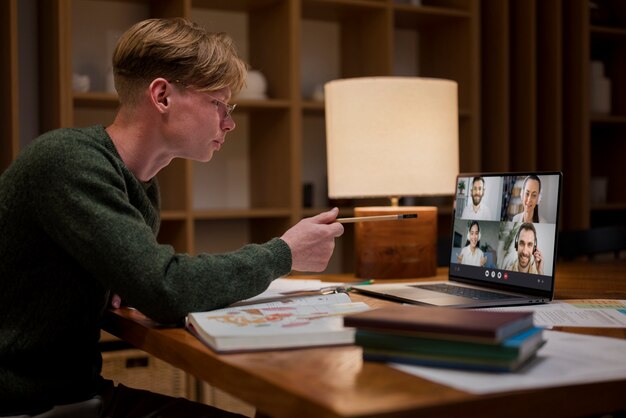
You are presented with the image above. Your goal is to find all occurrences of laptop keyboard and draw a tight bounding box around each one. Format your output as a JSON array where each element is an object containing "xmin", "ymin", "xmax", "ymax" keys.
[{"xmin": 413, "ymin": 283, "xmax": 520, "ymax": 300}]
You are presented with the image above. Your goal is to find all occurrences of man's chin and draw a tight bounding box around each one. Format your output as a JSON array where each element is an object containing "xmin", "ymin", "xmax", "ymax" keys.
[{"xmin": 194, "ymin": 152, "xmax": 215, "ymax": 163}]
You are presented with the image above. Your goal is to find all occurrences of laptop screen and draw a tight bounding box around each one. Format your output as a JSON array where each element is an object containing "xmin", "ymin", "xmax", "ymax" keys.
[{"xmin": 449, "ymin": 172, "xmax": 562, "ymax": 297}]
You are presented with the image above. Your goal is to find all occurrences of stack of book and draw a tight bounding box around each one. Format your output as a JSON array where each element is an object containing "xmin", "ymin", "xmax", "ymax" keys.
[{"xmin": 343, "ymin": 305, "xmax": 544, "ymax": 372}]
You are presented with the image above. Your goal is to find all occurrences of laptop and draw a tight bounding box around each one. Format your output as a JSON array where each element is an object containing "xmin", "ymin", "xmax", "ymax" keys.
[{"xmin": 353, "ymin": 172, "xmax": 563, "ymax": 308}]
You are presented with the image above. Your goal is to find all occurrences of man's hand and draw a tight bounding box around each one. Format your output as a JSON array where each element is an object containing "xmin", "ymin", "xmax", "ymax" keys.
[
  {"xmin": 533, "ymin": 248, "xmax": 544, "ymax": 275},
  {"xmin": 280, "ymin": 207, "xmax": 344, "ymax": 272},
  {"xmin": 110, "ymin": 294, "xmax": 122, "ymax": 309}
]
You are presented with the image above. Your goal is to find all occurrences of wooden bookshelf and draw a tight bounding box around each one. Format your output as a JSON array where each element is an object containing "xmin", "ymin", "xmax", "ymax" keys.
[{"xmin": 8, "ymin": 0, "xmax": 481, "ymax": 274}]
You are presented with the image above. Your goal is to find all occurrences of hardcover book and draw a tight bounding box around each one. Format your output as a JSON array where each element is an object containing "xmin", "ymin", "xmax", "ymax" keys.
[{"xmin": 344, "ymin": 305, "xmax": 534, "ymax": 343}]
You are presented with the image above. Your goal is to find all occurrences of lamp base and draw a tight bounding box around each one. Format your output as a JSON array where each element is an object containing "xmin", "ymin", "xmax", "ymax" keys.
[{"xmin": 354, "ymin": 206, "xmax": 437, "ymax": 279}]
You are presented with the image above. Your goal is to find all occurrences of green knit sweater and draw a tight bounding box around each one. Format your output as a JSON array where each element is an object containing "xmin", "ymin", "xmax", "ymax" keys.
[{"xmin": 0, "ymin": 125, "xmax": 292, "ymax": 415}]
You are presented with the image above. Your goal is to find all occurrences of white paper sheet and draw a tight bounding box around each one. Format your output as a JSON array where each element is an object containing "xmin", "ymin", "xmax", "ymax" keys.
[
  {"xmin": 479, "ymin": 299, "xmax": 626, "ymax": 328},
  {"xmin": 392, "ymin": 330, "xmax": 626, "ymax": 394}
]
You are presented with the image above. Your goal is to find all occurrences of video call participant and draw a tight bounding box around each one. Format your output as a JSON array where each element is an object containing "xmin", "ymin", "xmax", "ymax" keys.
[
  {"xmin": 506, "ymin": 222, "xmax": 544, "ymax": 275},
  {"xmin": 456, "ymin": 221, "xmax": 487, "ymax": 267},
  {"xmin": 461, "ymin": 177, "xmax": 492, "ymax": 220},
  {"xmin": 512, "ymin": 175, "xmax": 546, "ymax": 223}
]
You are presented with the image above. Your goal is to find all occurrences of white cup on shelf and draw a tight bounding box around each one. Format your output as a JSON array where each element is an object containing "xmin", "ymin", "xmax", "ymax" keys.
[{"xmin": 72, "ymin": 73, "xmax": 91, "ymax": 93}]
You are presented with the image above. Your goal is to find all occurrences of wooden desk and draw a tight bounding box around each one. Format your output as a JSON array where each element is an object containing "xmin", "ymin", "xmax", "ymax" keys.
[{"xmin": 102, "ymin": 261, "xmax": 626, "ymax": 418}]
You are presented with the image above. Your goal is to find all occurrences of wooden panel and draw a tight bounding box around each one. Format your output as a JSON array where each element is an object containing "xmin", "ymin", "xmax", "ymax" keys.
[
  {"xmin": 38, "ymin": 0, "xmax": 73, "ymax": 131},
  {"xmin": 354, "ymin": 206, "xmax": 437, "ymax": 279},
  {"xmin": 249, "ymin": 109, "xmax": 292, "ymax": 208},
  {"xmin": 157, "ymin": 158, "xmax": 191, "ymax": 211},
  {"xmin": 415, "ymin": 3, "xmax": 479, "ymax": 171},
  {"xmin": 563, "ymin": 0, "xmax": 590, "ymax": 229},
  {"xmin": 480, "ymin": 0, "xmax": 509, "ymax": 171},
  {"xmin": 151, "ymin": 0, "xmax": 190, "ymax": 17},
  {"xmin": 536, "ymin": 0, "xmax": 563, "ymax": 171},
  {"xmin": 249, "ymin": 0, "xmax": 292, "ymax": 100},
  {"xmin": 157, "ymin": 219, "xmax": 190, "ymax": 252},
  {"xmin": 341, "ymin": 8, "xmax": 392, "ymax": 77},
  {"xmin": 0, "ymin": 0, "xmax": 19, "ymax": 171},
  {"xmin": 509, "ymin": 0, "xmax": 537, "ymax": 171}
]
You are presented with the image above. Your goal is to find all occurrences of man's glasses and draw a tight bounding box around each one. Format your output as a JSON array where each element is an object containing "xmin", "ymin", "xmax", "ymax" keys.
[
  {"xmin": 206, "ymin": 94, "xmax": 236, "ymax": 119},
  {"xmin": 172, "ymin": 80, "xmax": 236, "ymax": 119}
]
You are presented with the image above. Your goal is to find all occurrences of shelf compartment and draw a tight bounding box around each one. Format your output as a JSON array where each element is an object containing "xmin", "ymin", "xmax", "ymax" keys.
[
  {"xmin": 302, "ymin": 0, "xmax": 387, "ymax": 22},
  {"xmin": 157, "ymin": 218, "xmax": 190, "ymax": 253},
  {"xmin": 192, "ymin": 208, "xmax": 292, "ymax": 220},
  {"xmin": 194, "ymin": 217, "xmax": 292, "ymax": 254}
]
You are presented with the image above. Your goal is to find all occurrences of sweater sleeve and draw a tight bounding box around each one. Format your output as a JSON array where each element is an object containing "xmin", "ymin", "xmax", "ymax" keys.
[{"xmin": 31, "ymin": 134, "xmax": 292, "ymax": 324}]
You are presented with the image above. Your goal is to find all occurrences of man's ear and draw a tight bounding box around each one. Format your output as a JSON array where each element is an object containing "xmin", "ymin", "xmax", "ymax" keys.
[{"xmin": 149, "ymin": 78, "xmax": 170, "ymax": 113}]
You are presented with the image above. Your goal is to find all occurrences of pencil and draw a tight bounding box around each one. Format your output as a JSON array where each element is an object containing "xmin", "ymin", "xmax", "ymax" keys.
[{"xmin": 336, "ymin": 214, "xmax": 418, "ymax": 224}]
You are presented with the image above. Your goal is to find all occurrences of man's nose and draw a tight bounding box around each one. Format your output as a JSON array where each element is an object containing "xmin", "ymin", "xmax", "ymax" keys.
[{"xmin": 222, "ymin": 117, "xmax": 236, "ymax": 132}]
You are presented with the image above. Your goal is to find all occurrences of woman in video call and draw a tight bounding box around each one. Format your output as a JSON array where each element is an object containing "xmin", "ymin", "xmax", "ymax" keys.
[
  {"xmin": 456, "ymin": 221, "xmax": 487, "ymax": 267},
  {"xmin": 512, "ymin": 175, "xmax": 546, "ymax": 223}
]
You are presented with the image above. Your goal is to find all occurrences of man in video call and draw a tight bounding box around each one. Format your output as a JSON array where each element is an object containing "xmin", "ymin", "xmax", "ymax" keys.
[
  {"xmin": 461, "ymin": 176, "xmax": 492, "ymax": 220},
  {"xmin": 507, "ymin": 223, "xmax": 544, "ymax": 275}
]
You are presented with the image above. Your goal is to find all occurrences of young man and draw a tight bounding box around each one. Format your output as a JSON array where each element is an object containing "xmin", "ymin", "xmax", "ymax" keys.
[
  {"xmin": 507, "ymin": 223, "xmax": 544, "ymax": 275},
  {"xmin": 460, "ymin": 176, "xmax": 492, "ymax": 220},
  {"xmin": 0, "ymin": 18, "xmax": 343, "ymax": 417}
]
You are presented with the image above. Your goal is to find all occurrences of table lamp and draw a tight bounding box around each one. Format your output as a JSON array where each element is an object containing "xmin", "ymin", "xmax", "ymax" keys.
[{"xmin": 325, "ymin": 77, "xmax": 459, "ymax": 278}]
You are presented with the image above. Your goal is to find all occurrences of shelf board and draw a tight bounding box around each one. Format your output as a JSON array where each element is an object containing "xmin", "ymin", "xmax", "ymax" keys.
[
  {"xmin": 74, "ymin": 93, "xmax": 291, "ymax": 112},
  {"xmin": 591, "ymin": 25, "xmax": 626, "ymax": 38},
  {"xmin": 302, "ymin": 100, "xmax": 325, "ymax": 112},
  {"xmin": 302, "ymin": 207, "xmax": 355, "ymax": 217},
  {"xmin": 394, "ymin": 4, "xmax": 471, "ymax": 29},
  {"xmin": 591, "ymin": 202, "xmax": 626, "ymax": 212},
  {"xmin": 192, "ymin": 0, "xmax": 281, "ymax": 13},
  {"xmin": 591, "ymin": 114, "xmax": 626, "ymax": 124},
  {"xmin": 160, "ymin": 210, "xmax": 188, "ymax": 221},
  {"xmin": 192, "ymin": 208, "xmax": 292, "ymax": 220},
  {"xmin": 74, "ymin": 92, "xmax": 119, "ymax": 108},
  {"xmin": 232, "ymin": 98, "xmax": 291, "ymax": 110},
  {"xmin": 302, "ymin": 0, "xmax": 386, "ymax": 21}
]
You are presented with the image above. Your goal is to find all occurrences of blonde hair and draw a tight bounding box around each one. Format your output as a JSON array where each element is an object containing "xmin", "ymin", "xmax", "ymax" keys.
[{"xmin": 113, "ymin": 18, "xmax": 247, "ymax": 106}]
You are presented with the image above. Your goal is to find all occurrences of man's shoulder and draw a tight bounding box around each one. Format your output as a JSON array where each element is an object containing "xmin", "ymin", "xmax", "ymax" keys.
[
  {"xmin": 32, "ymin": 125, "xmax": 108, "ymax": 151},
  {"xmin": 24, "ymin": 126, "xmax": 117, "ymax": 167},
  {"xmin": 506, "ymin": 260, "xmax": 519, "ymax": 271}
]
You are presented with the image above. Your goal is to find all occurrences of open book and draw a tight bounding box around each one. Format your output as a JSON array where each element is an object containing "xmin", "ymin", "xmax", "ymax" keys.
[{"xmin": 187, "ymin": 292, "xmax": 369, "ymax": 353}]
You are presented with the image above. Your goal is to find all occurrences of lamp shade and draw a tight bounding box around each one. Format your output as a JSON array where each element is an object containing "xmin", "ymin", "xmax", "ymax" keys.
[{"xmin": 325, "ymin": 77, "xmax": 459, "ymax": 199}]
